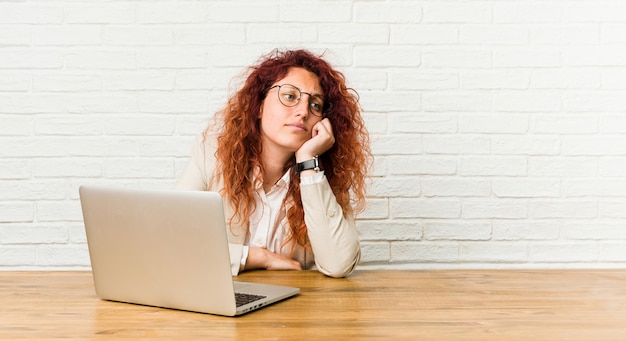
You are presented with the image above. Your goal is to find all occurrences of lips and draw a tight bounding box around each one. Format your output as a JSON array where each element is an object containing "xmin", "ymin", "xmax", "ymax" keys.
[{"xmin": 286, "ymin": 123, "xmax": 307, "ymax": 131}]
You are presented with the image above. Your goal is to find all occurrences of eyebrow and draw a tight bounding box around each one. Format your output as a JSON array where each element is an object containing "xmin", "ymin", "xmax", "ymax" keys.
[
  {"xmin": 302, "ymin": 88, "xmax": 324, "ymax": 99},
  {"xmin": 286, "ymin": 83, "xmax": 323, "ymax": 97},
  {"xmin": 308, "ymin": 92, "xmax": 324, "ymax": 99}
]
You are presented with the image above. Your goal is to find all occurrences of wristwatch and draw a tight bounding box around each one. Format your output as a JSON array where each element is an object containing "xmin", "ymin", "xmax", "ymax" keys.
[{"xmin": 296, "ymin": 155, "xmax": 320, "ymax": 174}]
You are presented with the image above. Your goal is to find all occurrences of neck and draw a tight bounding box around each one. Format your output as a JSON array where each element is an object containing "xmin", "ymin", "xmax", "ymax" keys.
[{"xmin": 259, "ymin": 143, "xmax": 293, "ymax": 185}]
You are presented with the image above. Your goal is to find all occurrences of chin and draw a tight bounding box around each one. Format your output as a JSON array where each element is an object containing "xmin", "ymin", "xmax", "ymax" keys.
[{"xmin": 280, "ymin": 139, "xmax": 306, "ymax": 152}]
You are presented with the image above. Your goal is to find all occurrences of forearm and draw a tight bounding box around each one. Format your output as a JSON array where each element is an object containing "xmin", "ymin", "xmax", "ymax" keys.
[
  {"xmin": 244, "ymin": 247, "xmax": 302, "ymax": 271},
  {"xmin": 301, "ymin": 175, "xmax": 361, "ymax": 278}
]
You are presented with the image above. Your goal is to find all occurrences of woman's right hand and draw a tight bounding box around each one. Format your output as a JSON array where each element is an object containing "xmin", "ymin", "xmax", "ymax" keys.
[
  {"xmin": 295, "ymin": 118, "xmax": 335, "ymax": 163},
  {"xmin": 245, "ymin": 247, "xmax": 302, "ymax": 271}
]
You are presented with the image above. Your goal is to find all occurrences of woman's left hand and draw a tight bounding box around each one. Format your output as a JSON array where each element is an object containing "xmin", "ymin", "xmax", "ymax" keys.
[{"xmin": 295, "ymin": 118, "xmax": 335, "ymax": 162}]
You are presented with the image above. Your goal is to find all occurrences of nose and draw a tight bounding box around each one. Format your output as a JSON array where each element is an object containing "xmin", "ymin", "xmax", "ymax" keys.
[{"xmin": 293, "ymin": 97, "xmax": 310, "ymax": 118}]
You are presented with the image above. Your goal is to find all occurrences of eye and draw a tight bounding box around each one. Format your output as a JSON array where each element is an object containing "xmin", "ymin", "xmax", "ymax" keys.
[
  {"xmin": 309, "ymin": 96, "xmax": 324, "ymax": 114},
  {"xmin": 309, "ymin": 102, "xmax": 322, "ymax": 113},
  {"xmin": 279, "ymin": 86, "xmax": 300, "ymax": 104}
]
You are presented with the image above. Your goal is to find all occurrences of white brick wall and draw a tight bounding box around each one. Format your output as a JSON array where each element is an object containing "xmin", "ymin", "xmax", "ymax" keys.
[{"xmin": 1, "ymin": 0, "xmax": 626, "ymax": 270}]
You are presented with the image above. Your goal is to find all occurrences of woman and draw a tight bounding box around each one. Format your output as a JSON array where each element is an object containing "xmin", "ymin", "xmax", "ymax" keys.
[{"xmin": 176, "ymin": 49, "xmax": 371, "ymax": 278}]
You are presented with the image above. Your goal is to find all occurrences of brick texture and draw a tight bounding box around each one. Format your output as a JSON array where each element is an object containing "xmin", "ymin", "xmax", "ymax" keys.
[{"xmin": 1, "ymin": 1, "xmax": 626, "ymax": 270}]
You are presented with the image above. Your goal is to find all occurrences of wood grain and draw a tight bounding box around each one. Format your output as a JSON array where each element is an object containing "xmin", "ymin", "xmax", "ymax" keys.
[{"xmin": 1, "ymin": 270, "xmax": 626, "ymax": 340}]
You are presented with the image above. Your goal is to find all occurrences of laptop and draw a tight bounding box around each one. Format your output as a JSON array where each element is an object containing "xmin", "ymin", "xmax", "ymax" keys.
[{"xmin": 79, "ymin": 185, "xmax": 300, "ymax": 316}]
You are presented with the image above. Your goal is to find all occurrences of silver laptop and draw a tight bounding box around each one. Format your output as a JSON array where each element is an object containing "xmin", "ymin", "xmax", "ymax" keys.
[{"xmin": 79, "ymin": 185, "xmax": 299, "ymax": 316}]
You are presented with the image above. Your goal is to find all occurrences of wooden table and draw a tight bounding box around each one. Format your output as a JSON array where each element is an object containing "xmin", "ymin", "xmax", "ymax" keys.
[{"xmin": 2, "ymin": 270, "xmax": 626, "ymax": 340}]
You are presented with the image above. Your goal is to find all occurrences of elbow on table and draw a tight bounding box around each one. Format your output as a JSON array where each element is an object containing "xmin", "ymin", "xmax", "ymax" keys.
[
  {"xmin": 319, "ymin": 265, "xmax": 355, "ymax": 278},
  {"xmin": 317, "ymin": 252, "xmax": 360, "ymax": 278}
]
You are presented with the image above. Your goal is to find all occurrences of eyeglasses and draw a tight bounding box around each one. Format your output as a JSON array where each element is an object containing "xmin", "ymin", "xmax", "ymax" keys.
[{"xmin": 267, "ymin": 84, "xmax": 329, "ymax": 117}]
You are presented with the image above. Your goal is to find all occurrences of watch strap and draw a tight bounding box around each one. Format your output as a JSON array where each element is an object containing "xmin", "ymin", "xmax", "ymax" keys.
[{"xmin": 296, "ymin": 156, "xmax": 320, "ymax": 174}]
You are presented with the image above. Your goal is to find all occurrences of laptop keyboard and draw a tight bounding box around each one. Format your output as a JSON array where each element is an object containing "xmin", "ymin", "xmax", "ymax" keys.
[{"xmin": 235, "ymin": 292, "xmax": 267, "ymax": 307}]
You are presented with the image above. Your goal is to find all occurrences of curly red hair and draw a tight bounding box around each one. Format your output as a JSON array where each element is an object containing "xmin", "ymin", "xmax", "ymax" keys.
[{"xmin": 207, "ymin": 49, "xmax": 371, "ymax": 248}]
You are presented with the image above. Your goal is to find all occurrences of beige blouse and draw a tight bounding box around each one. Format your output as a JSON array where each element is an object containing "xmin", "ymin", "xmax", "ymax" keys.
[{"xmin": 175, "ymin": 133, "xmax": 361, "ymax": 278}]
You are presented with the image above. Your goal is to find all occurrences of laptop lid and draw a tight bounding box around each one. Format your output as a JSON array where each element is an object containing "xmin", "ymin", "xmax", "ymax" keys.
[{"xmin": 79, "ymin": 185, "xmax": 299, "ymax": 316}]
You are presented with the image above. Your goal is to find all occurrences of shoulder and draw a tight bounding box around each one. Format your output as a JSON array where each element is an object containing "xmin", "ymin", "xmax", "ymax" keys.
[
  {"xmin": 187, "ymin": 131, "xmax": 219, "ymax": 161},
  {"xmin": 199, "ymin": 131, "xmax": 219, "ymax": 152}
]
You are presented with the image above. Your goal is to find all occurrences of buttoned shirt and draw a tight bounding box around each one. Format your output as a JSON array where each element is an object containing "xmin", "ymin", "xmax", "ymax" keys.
[{"xmin": 240, "ymin": 169, "xmax": 325, "ymax": 270}]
